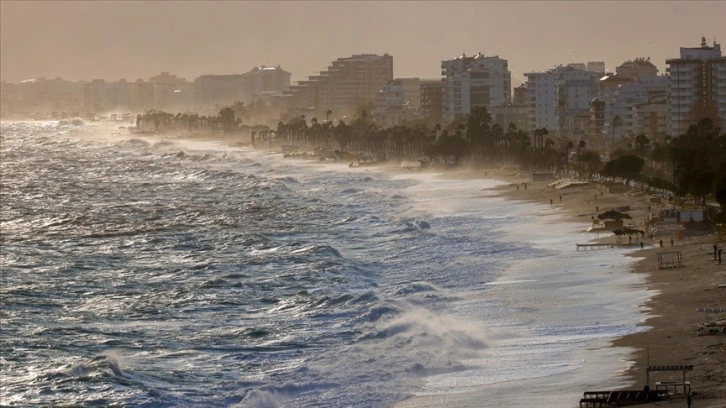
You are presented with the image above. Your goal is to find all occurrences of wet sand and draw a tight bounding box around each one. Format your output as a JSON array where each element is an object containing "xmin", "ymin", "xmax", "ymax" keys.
[{"xmin": 487, "ymin": 167, "xmax": 726, "ymax": 407}]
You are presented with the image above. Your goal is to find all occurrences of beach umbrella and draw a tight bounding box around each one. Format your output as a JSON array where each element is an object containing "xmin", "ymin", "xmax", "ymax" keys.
[{"xmin": 597, "ymin": 209, "xmax": 632, "ymax": 220}]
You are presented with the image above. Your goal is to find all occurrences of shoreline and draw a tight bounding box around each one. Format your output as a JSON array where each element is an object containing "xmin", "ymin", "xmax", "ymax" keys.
[
  {"xmin": 173, "ymin": 133, "xmax": 726, "ymax": 406},
  {"xmin": 486, "ymin": 168, "xmax": 726, "ymax": 407}
]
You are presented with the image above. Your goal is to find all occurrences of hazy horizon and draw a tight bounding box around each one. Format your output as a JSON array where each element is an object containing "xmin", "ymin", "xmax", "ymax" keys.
[{"xmin": 1, "ymin": 1, "xmax": 725, "ymax": 86}]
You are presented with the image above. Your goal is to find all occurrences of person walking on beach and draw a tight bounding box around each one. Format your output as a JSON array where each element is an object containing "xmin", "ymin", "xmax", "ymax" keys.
[{"xmin": 640, "ymin": 241, "xmax": 644, "ymax": 250}]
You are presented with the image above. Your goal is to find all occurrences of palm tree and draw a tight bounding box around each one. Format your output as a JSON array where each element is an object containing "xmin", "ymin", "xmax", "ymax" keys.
[
  {"xmin": 577, "ymin": 140, "xmax": 586, "ymax": 178},
  {"xmin": 533, "ymin": 127, "xmax": 549, "ymax": 150}
]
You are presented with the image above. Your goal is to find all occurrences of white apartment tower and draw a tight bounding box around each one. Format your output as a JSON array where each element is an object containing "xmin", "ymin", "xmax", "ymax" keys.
[
  {"xmin": 524, "ymin": 66, "xmax": 598, "ymax": 136},
  {"xmin": 666, "ymin": 37, "xmax": 726, "ymax": 136},
  {"xmin": 441, "ymin": 53, "xmax": 511, "ymax": 122},
  {"xmin": 524, "ymin": 72, "xmax": 557, "ymax": 132}
]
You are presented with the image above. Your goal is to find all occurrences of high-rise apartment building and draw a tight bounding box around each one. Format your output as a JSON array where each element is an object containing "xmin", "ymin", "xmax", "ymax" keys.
[
  {"xmin": 524, "ymin": 66, "xmax": 598, "ymax": 137},
  {"xmin": 375, "ymin": 78, "xmax": 422, "ymax": 126},
  {"xmin": 280, "ymin": 54, "xmax": 393, "ymax": 119},
  {"xmin": 241, "ymin": 65, "xmax": 291, "ymax": 99},
  {"xmin": 420, "ymin": 80, "xmax": 443, "ymax": 126},
  {"xmin": 616, "ymin": 58, "xmax": 658, "ymax": 79},
  {"xmin": 441, "ymin": 53, "xmax": 511, "ymax": 122},
  {"xmin": 193, "ymin": 66, "xmax": 291, "ymax": 112},
  {"xmin": 666, "ymin": 37, "xmax": 726, "ymax": 136}
]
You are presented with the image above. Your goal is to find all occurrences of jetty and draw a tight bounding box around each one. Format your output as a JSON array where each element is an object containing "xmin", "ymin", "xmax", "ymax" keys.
[
  {"xmin": 579, "ymin": 389, "xmax": 666, "ymax": 407},
  {"xmin": 576, "ymin": 243, "xmax": 616, "ymax": 251},
  {"xmin": 580, "ymin": 364, "xmax": 694, "ymax": 407}
]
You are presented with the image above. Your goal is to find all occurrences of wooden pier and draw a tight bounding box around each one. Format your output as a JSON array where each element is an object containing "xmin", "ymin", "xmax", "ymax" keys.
[
  {"xmin": 579, "ymin": 389, "xmax": 667, "ymax": 407},
  {"xmin": 576, "ymin": 243, "xmax": 616, "ymax": 251}
]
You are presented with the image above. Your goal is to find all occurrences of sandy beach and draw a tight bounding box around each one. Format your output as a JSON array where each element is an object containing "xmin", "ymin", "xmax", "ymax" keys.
[{"xmin": 484, "ymin": 166, "xmax": 726, "ymax": 407}]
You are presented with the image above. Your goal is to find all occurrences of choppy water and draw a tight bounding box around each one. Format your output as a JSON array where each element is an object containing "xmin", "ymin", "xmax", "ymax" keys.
[{"xmin": 1, "ymin": 121, "xmax": 652, "ymax": 407}]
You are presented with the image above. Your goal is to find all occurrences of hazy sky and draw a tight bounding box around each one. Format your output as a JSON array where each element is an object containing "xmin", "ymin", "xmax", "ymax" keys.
[{"xmin": 1, "ymin": 1, "xmax": 725, "ymax": 86}]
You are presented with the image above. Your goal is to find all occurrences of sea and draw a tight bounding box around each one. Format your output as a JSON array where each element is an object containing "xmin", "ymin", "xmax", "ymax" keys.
[{"xmin": 0, "ymin": 120, "xmax": 654, "ymax": 407}]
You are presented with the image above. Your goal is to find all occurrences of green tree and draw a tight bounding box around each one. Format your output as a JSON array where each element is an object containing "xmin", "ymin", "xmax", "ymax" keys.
[
  {"xmin": 580, "ymin": 150, "xmax": 603, "ymax": 179},
  {"xmin": 601, "ymin": 154, "xmax": 644, "ymax": 185},
  {"xmin": 634, "ymin": 133, "xmax": 650, "ymax": 160},
  {"xmin": 218, "ymin": 107, "xmax": 236, "ymax": 133}
]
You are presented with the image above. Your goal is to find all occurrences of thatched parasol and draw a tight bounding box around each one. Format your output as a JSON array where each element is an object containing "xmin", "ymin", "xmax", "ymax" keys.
[
  {"xmin": 598, "ymin": 209, "xmax": 632, "ymax": 221},
  {"xmin": 613, "ymin": 228, "xmax": 644, "ymax": 236}
]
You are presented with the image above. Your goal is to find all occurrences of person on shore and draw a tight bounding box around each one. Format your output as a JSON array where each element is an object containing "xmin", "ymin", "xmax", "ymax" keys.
[
  {"xmin": 660, "ymin": 240, "xmax": 663, "ymax": 247},
  {"xmin": 640, "ymin": 241, "xmax": 644, "ymax": 250},
  {"xmin": 671, "ymin": 238, "xmax": 674, "ymax": 247}
]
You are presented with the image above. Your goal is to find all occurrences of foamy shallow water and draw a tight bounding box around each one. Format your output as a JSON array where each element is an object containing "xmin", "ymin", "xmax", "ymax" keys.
[{"xmin": 1, "ymin": 121, "xmax": 653, "ymax": 407}]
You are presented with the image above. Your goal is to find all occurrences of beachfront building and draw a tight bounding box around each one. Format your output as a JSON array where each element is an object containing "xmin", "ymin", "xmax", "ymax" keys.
[
  {"xmin": 441, "ymin": 53, "xmax": 511, "ymax": 122},
  {"xmin": 666, "ymin": 37, "xmax": 726, "ymax": 137},
  {"xmin": 601, "ymin": 76, "xmax": 669, "ymax": 143},
  {"xmin": 278, "ymin": 54, "xmax": 393, "ymax": 120},
  {"xmin": 375, "ymin": 78, "xmax": 422, "ymax": 127},
  {"xmin": 524, "ymin": 71, "xmax": 558, "ymax": 133},
  {"xmin": 524, "ymin": 65, "xmax": 598, "ymax": 137},
  {"xmin": 489, "ymin": 83, "xmax": 529, "ymax": 131},
  {"xmin": 419, "ymin": 79, "xmax": 443, "ymax": 126},
  {"xmin": 557, "ymin": 66, "xmax": 599, "ymax": 138},
  {"xmin": 147, "ymin": 72, "xmax": 191, "ymax": 111},
  {"xmin": 192, "ymin": 74, "xmax": 245, "ymax": 110},
  {"xmin": 616, "ymin": 57, "xmax": 658, "ymax": 79},
  {"xmin": 568, "ymin": 61, "xmax": 607, "ymax": 76},
  {"xmin": 192, "ymin": 66, "xmax": 291, "ymax": 113},
  {"xmin": 1, "ymin": 77, "xmax": 84, "ymax": 117}
]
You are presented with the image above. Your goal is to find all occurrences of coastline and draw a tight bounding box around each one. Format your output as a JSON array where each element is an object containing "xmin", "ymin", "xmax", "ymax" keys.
[
  {"xmin": 176, "ymin": 132, "xmax": 726, "ymax": 406},
  {"xmin": 487, "ymin": 168, "xmax": 726, "ymax": 407}
]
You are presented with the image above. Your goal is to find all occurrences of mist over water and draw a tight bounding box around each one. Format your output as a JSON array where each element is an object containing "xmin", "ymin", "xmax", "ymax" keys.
[{"xmin": 1, "ymin": 121, "xmax": 651, "ymax": 407}]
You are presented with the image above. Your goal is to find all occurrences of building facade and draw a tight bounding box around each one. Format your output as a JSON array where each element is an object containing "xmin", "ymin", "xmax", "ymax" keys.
[
  {"xmin": 666, "ymin": 37, "xmax": 726, "ymax": 137},
  {"xmin": 375, "ymin": 78, "xmax": 422, "ymax": 127},
  {"xmin": 280, "ymin": 54, "xmax": 393, "ymax": 120},
  {"xmin": 241, "ymin": 65, "xmax": 291, "ymax": 100},
  {"xmin": 525, "ymin": 66, "xmax": 598, "ymax": 138},
  {"xmin": 419, "ymin": 80, "xmax": 443, "ymax": 125},
  {"xmin": 441, "ymin": 53, "xmax": 511, "ymax": 122}
]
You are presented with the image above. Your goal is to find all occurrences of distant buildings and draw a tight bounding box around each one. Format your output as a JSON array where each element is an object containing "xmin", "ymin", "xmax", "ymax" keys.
[
  {"xmin": 616, "ymin": 57, "xmax": 658, "ymax": 79},
  {"xmin": 441, "ymin": 53, "xmax": 511, "ymax": 122},
  {"xmin": 193, "ymin": 74, "xmax": 245, "ymax": 109},
  {"xmin": 419, "ymin": 80, "xmax": 443, "ymax": 125},
  {"xmin": 3, "ymin": 39, "xmax": 726, "ymax": 142},
  {"xmin": 279, "ymin": 54, "xmax": 393, "ymax": 120},
  {"xmin": 666, "ymin": 37, "xmax": 726, "ymax": 136},
  {"xmin": 375, "ymin": 78, "xmax": 423, "ymax": 126},
  {"xmin": 193, "ymin": 66, "xmax": 291, "ymax": 111},
  {"xmin": 524, "ymin": 65, "xmax": 598, "ymax": 137}
]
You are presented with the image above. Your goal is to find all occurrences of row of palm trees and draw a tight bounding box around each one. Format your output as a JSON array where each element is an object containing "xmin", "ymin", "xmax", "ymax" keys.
[{"xmin": 135, "ymin": 105, "xmax": 726, "ymax": 214}]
